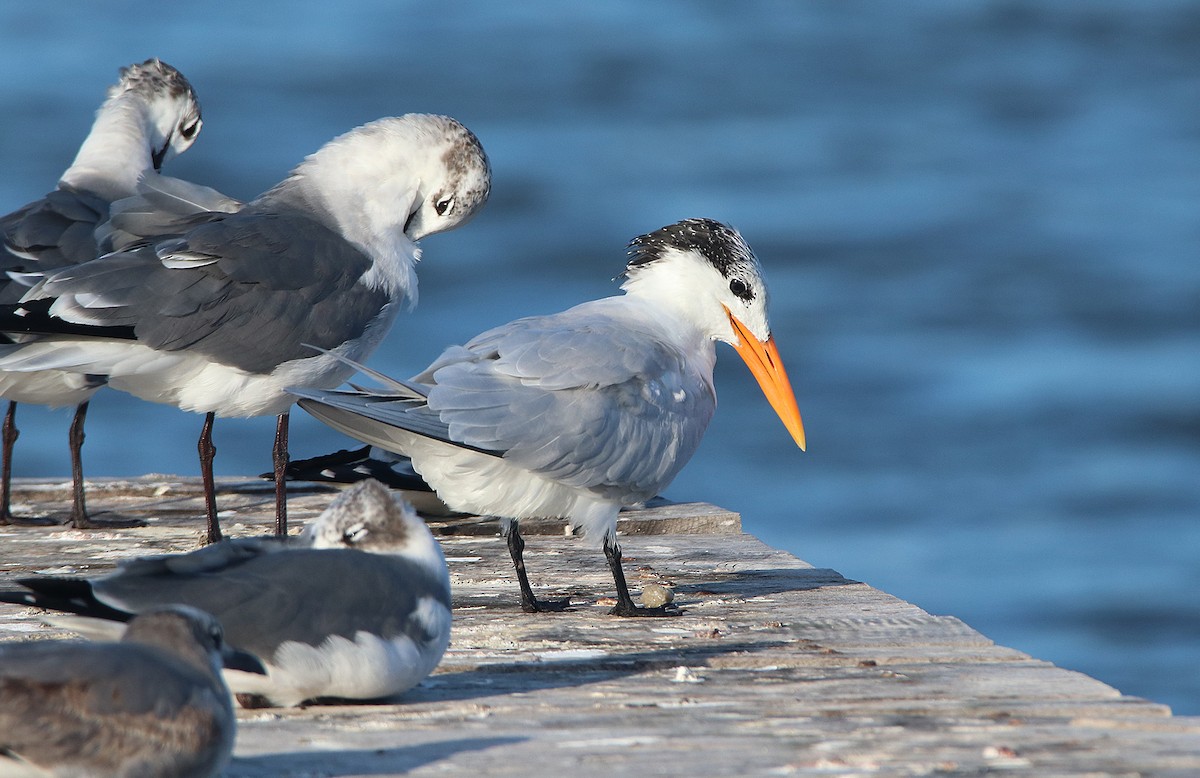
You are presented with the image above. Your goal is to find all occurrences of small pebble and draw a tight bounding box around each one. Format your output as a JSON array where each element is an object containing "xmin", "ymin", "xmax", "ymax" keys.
[{"xmin": 640, "ymin": 584, "xmax": 674, "ymax": 609}]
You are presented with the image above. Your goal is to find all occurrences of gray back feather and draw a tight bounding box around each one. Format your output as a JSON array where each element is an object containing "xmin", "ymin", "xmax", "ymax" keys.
[
  {"xmin": 34, "ymin": 205, "xmax": 392, "ymax": 373},
  {"xmin": 0, "ymin": 640, "xmax": 212, "ymax": 713},
  {"xmin": 94, "ymin": 545, "xmax": 450, "ymax": 659},
  {"xmin": 0, "ymin": 187, "xmax": 110, "ymax": 304}
]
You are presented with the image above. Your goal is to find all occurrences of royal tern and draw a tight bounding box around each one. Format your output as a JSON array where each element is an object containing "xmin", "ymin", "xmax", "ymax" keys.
[
  {"xmin": 0, "ymin": 114, "xmax": 491, "ymax": 542},
  {"xmin": 0, "ymin": 606, "xmax": 244, "ymax": 778},
  {"xmin": 0, "ymin": 479, "xmax": 452, "ymax": 708},
  {"xmin": 293, "ymin": 218, "xmax": 805, "ymax": 616},
  {"xmin": 0, "ymin": 58, "xmax": 202, "ymax": 529}
]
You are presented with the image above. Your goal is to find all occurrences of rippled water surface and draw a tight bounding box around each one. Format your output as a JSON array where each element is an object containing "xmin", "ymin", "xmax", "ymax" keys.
[{"xmin": 1, "ymin": 1, "xmax": 1197, "ymax": 714}]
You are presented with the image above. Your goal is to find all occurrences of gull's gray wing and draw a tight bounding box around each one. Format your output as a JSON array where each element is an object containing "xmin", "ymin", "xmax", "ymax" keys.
[
  {"xmin": 0, "ymin": 536, "xmax": 292, "ymax": 626},
  {"xmin": 96, "ymin": 174, "xmax": 243, "ymax": 253},
  {"xmin": 0, "ymin": 187, "xmax": 110, "ymax": 306},
  {"xmin": 117, "ymin": 534, "xmax": 293, "ymax": 575},
  {"xmin": 0, "ymin": 641, "xmax": 227, "ymax": 775},
  {"xmin": 0, "ymin": 640, "xmax": 212, "ymax": 715},
  {"xmin": 24, "ymin": 205, "xmax": 392, "ymax": 374},
  {"xmin": 92, "ymin": 547, "xmax": 451, "ymax": 658},
  {"xmin": 1, "ymin": 187, "xmax": 109, "ymax": 270}
]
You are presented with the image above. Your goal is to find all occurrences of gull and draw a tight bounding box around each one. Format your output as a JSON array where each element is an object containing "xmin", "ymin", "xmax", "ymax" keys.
[
  {"xmin": 0, "ymin": 605, "xmax": 243, "ymax": 778},
  {"xmin": 0, "ymin": 58, "xmax": 203, "ymax": 529},
  {"xmin": 0, "ymin": 113, "xmax": 491, "ymax": 542},
  {"xmin": 0, "ymin": 479, "xmax": 453, "ymax": 708},
  {"xmin": 292, "ymin": 218, "xmax": 806, "ymax": 616}
]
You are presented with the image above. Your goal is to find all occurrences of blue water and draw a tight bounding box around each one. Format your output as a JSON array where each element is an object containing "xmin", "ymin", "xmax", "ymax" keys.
[{"xmin": 2, "ymin": 2, "xmax": 1197, "ymax": 715}]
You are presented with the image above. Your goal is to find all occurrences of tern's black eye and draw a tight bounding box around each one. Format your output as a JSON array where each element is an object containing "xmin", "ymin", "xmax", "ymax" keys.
[
  {"xmin": 434, "ymin": 196, "xmax": 453, "ymax": 216},
  {"xmin": 729, "ymin": 278, "xmax": 750, "ymax": 300},
  {"xmin": 180, "ymin": 121, "xmax": 199, "ymax": 141}
]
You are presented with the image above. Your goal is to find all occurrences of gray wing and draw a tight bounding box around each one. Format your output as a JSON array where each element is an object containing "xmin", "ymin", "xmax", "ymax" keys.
[
  {"xmin": 432, "ymin": 309, "xmax": 717, "ymax": 497},
  {"xmin": 0, "ymin": 642, "xmax": 221, "ymax": 769},
  {"xmin": 96, "ymin": 174, "xmax": 243, "ymax": 253},
  {"xmin": 295, "ymin": 389, "xmax": 501, "ymax": 457},
  {"xmin": 303, "ymin": 304, "xmax": 718, "ymax": 500},
  {"xmin": 0, "ymin": 640, "xmax": 210, "ymax": 715},
  {"xmin": 26, "ymin": 205, "xmax": 391, "ymax": 374},
  {"xmin": 116, "ymin": 534, "xmax": 292, "ymax": 575},
  {"xmin": 94, "ymin": 547, "xmax": 449, "ymax": 658},
  {"xmin": 0, "ymin": 187, "xmax": 110, "ymax": 305}
]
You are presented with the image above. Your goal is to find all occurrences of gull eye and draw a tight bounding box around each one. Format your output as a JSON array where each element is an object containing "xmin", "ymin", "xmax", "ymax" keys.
[
  {"xmin": 179, "ymin": 120, "xmax": 200, "ymax": 141},
  {"xmin": 434, "ymin": 196, "xmax": 454, "ymax": 216},
  {"xmin": 729, "ymin": 278, "xmax": 750, "ymax": 299},
  {"xmin": 342, "ymin": 524, "xmax": 369, "ymax": 544}
]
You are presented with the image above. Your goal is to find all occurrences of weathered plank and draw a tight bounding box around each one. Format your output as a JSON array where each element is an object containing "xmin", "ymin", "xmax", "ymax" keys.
[{"xmin": 1, "ymin": 477, "xmax": 1198, "ymax": 777}]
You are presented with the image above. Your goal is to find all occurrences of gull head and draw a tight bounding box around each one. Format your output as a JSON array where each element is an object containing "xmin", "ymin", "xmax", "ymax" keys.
[
  {"xmin": 122, "ymin": 605, "xmax": 230, "ymax": 679},
  {"xmin": 299, "ymin": 479, "xmax": 448, "ymax": 574},
  {"xmin": 623, "ymin": 218, "xmax": 806, "ymax": 450},
  {"xmin": 112, "ymin": 58, "xmax": 203, "ymax": 171},
  {"xmin": 395, "ymin": 114, "xmax": 491, "ymax": 241},
  {"xmin": 289, "ymin": 114, "xmax": 490, "ymax": 251}
]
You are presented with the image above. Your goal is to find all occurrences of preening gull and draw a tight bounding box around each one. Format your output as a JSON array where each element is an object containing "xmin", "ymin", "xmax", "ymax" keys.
[
  {"xmin": 293, "ymin": 218, "xmax": 805, "ymax": 616},
  {"xmin": 0, "ymin": 479, "xmax": 452, "ymax": 708},
  {"xmin": 0, "ymin": 58, "xmax": 203, "ymax": 529},
  {"xmin": 0, "ymin": 113, "xmax": 491, "ymax": 542},
  {"xmin": 0, "ymin": 605, "xmax": 243, "ymax": 778}
]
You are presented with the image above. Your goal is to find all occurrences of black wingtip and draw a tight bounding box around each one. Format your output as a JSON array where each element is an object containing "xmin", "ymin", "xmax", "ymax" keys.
[
  {"xmin": 223, "ymin": 646, "xmax": 269, "ymax": 675},
  {"xmin": 0, "ymin": 299, "xmax": 137, "ymax": 340},
  {"xmin": 259, "ymin": 445, "xmax": 372, "ymax": 483},
  {"xmin": 262, "ymin": 445, "xmax": 435, "ymax": 492},
  {"xmin": 6, "ymin": 577, "xmax": 133, "ymax": 623}
]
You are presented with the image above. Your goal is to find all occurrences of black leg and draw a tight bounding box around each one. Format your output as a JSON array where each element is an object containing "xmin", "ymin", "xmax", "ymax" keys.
[
  {"xmin": 503, "ymin": 520, "xmax": 570, "ymax": 613},
  {"xmin": 63, "ymin": 402, "xmax": 145, "ymax": 530},
  {"xmin": 1, "ymin": 401, "xmax": 16, "ymax": 524},
  {"xmin": 68, "ymin": 401, "xmax": 92, "ymax": 528},
  {"xmin": 604, "ymin": 534, "xmax": 677, "ymax": 618},
  {"xmin": 0, "ymin": 402, "xmax": 58, "ymax": 527},
  {"xmin": 273, "ymin": 412, "xmax": 289, "ymax": 536},
  {"xmin": 199, "ymin": 412, "xmax": 221, "ymax": 544}
]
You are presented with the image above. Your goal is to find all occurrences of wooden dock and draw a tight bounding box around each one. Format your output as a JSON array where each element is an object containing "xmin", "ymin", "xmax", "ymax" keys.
[{"xmin": 2, "ymin": 477, "xmax": 1198, "ymax": 776}]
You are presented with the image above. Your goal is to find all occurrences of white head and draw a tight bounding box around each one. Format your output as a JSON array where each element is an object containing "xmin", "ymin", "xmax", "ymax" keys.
[
  {"xmin": 285, "ymin": 113, "xmax": 491, "ymax": 244},
  {"xmin": 392, "ymin": 114, "xmax": 491, "ymax": 241},
  {"xmin": 300, "ymin": 479, "xmax": 448, "ymax": 577},
  {"xmin": 61, "ymin": 59, "xmax": 203, "ymax": 200},
  {"xmin": 109, "ymin": 58, "xmax": 203, "ymax": 171},
  {"xmin": 621, "ymin": 218, "xmax": 806, "ymax": 450}
]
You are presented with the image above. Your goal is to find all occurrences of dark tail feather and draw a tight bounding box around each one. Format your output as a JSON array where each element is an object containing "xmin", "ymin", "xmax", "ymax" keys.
[
  {"xmin": 262, "ymin": 445, "xmax": 434, "ymax": 492},
  {"xmin": 1, "ymin": 577, "xmax": 133, "ymax": 622}
]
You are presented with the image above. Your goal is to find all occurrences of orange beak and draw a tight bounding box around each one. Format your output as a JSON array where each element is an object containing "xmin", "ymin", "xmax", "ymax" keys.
[{"xmin": 726, "ymin": 308, "xmax": 806, "ymax": 451}]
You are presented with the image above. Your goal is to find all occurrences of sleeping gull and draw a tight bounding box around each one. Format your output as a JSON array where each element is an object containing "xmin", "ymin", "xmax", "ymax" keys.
[
  {"xmin": 292, "ymin": 218, "xmax": 805, "ymax": 616},
  {"xmin": 0, "ymin": 605, "xmax": 242, "ymax": 778},
  {"xmin": 0, "ymin": 58, "xmax": 203, "ymax": 529},
  {"xmin": 0, "ymin": 113, "xmax": 491, "ymax": 542},
  {"xmin": 0, "ymin": 479, "xmax": 452, "ymax": 708}
]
